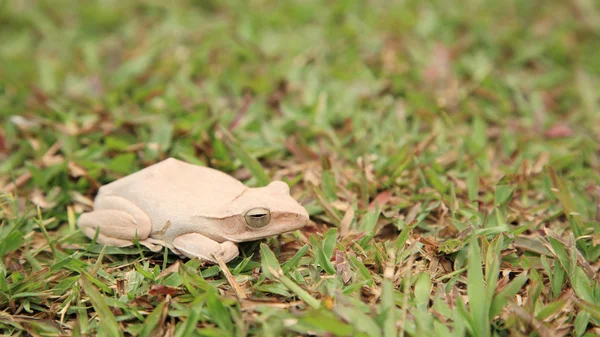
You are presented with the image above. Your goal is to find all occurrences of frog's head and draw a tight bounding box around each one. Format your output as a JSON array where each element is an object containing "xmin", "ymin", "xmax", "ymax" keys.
[{"xmin": 223, "ymin": 181, "xmax": 309, "ymax": 242}]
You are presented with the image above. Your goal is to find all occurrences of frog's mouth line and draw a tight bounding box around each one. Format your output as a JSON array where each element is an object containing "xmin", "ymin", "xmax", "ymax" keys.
[
  {"xmin": 223, "ymin": 219, "xmax": 307, "ymax": 243},
  {"xmin": 225, "ymin": 230, "xmax": 301, "ymax": 243}
]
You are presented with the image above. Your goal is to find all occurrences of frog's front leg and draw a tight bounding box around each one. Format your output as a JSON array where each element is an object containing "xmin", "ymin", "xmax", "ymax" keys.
[
  {"xmin": 172, "ymin": 233, "xmax": 239, "ymax": 263},
  {"xmin": 77, "ymin": 195, "xmax": 152, "ymax": 247}
]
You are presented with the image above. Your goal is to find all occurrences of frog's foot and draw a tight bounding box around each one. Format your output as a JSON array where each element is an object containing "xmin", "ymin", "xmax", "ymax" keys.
[
  {"xmin": 139, "ymin": 237, "xmax": 170, "ymax": 252},
  {"xmin": 172, "ymin": 233, "xmax": 239, "ymax": 263},
  {"xmin": 77, "ymin": 195, "xmax": 152, "ymax": 247}
]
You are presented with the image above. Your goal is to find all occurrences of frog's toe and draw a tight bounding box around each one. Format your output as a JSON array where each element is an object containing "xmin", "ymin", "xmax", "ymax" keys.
[
  {"xmin": 139, "ymin": 238, "xmax": 166, "ymax": 252},
  {"xmin": 217, "ymin": 241, "xmax": 239, "ymax": 263},
  {"xmin": 172, "ymin": 233, "xmax": 240, "ymax": 263}
]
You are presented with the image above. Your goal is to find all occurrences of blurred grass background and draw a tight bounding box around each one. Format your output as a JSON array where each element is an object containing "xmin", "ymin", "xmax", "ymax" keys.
[{"xmin": 1, "ymin": 0, "xmax": 600, "ymax": 336}]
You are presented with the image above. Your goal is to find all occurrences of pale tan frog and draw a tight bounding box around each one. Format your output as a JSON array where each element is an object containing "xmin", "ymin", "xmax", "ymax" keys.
[{"xmin": 78, "ymin": 158, "xmax": 309, "ymax": 263}]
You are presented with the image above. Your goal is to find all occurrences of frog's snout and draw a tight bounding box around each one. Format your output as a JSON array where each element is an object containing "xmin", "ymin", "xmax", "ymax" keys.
[{"xmin": 295, "ymin": 207, "xmax": 310, "ymax": 227}]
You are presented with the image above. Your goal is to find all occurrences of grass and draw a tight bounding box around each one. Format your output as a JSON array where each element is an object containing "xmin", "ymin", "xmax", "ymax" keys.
[{"xmin": 1, "ymin": 0, "xmax": 600, "ymax": 336}]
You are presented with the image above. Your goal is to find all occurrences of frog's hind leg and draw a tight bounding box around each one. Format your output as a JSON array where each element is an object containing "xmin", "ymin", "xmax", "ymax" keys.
[
  {"xmin": 173, "ymin": 233, "xmax": 239, "ymax": 263},
  {"xmin": 77, "ymin": 195, "xmax": 152, "ymax": 247}
]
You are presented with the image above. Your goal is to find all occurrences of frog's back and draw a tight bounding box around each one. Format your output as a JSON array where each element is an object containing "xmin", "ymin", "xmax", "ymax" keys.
[{"xmin": 97, "ymin": 158, "xmax": 246, "ymax": 228}]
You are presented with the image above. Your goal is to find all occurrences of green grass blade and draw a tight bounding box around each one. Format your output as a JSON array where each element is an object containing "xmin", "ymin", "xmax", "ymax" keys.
[
  {"xmin": 79, "ymin": 276, "xmax": 123, "ymax": 337},
  {"xmin": 138, "ymin": 299, "xmax": 168, "ymax": 337},
  {"xmin": 281, "ymin": 244, "xmax": 310, "ymax": 274},
  {"xmin": 260, "ymin": 243, "xmax": 320, "ymax": 309},
  {"xmin": 467, "ymin": 233, "xmax": 489, "ymax": 337},
  {"xmin": 485, "ymin": 235, "xmax": 503, "ymax": 316},
  {"xmin": 220, "ymin": 128, "xmax": 270, "ymax": 186},
  {"xmin": 174, "ymin": 300, "xmax": 203, "ymax": 337},
  {"xmin": 490, "ymin": 272, "xmax": 528, "ymax": 318}
]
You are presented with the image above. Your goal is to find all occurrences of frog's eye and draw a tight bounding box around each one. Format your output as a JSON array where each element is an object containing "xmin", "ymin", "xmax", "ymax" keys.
[{"xmin": 244, "ymin": 208, "xmax": 271, "ymax": 228}]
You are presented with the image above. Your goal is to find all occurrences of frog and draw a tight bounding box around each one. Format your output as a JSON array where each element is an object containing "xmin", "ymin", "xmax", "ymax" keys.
[{"xmin": 77, "ymin": 157, "xmax": 309, "ymax": 263}]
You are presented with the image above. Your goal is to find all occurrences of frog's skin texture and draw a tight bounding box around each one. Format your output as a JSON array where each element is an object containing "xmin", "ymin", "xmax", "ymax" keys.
[{"xmin": 77, "ymin": 158, "xmax": 309, "ymax": 263}]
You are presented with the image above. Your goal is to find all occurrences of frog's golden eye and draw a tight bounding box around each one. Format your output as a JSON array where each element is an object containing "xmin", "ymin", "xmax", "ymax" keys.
[{"xmin": 244, "ymin": 208, "xmax": 271, "ymax": 228}]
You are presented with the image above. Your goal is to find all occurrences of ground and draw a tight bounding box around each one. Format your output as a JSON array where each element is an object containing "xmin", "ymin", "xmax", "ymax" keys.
[{"xmin": 1, "ymin": 0, "xmax": 600, "ymax": 336}]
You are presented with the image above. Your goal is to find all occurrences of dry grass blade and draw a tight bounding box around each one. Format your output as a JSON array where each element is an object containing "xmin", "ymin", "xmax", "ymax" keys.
[
  {"xmin": 213, "ymin": 254, "xmax": 248, "ymax": 300},
  {"xmin": 511, "ymin": 305, "xmax": 557, "ymax": 337},
  {"xmin": 1, "ymin": 171, "xmax": 32, "ymax": 193}
]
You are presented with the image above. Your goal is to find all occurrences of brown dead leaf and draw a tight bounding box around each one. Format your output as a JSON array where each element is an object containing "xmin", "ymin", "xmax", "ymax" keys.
[
  {"xmin": 423, "ymin": 43, "xmax": 451, "ymax": 87},
  {"xmin": 146, "ymin": 142, "xmax": 160, "ymax": 153},
  {"xmin": 67, "ymin": 161, "xmax": 100, "ymax": 189},
  {"xmin": 436, "ymin": 201, "xmax": 449, "ymax": 228},
  {"xmin": 405, "ymin": 202, "xmax": 422, "ymax": 224},
  {"xmin": 511, "ymin": 305, "xmax": 557, "ymax": 337},
  {"xmin": 419, "ymin": 236, "xmax": 440, "ymax": 255},
  {"xmin": 156, "ymin": 322, "xmax": 175, "ymax": 337},
  {"xmin": 414, "ymin": 133, "xmax": 438, "ymax": 155},
  {"xmin": 303, "ymin": 168, "xmax": 320, "ymax": 186},
  {"xmin": 1, "ymin": 313, "xmax": 64, "ymax": 335},
  {"xmin": 496, "ymin": 270, "xmax": 511, "ymax": 292},
  {"xmin": 157, "ymin": 260, "xmax": 181, "ymax": 279},
  {"xmin": 437, "ymin": 150, "xmax": 459, "ymax": 166},
  {"xmin": 596, "ymin": 186, "xmax": 600, "ymax": 223},
  {"xmin": 330, "ymin": 200, "xmax": 350, "ymax": 212},
  {"xmin": 26, "ymin": 137, "xmax": 41, "ymax": 151},
  {"xmin": 532, "ymin": 152, "xmax": 550, "ymax": 174},
  {"xmin": 149, "ymin": 285, "xmax": 179, "ymax": 296},
  {"xmin": 285, "ymin": 135, "xmax": 319, "ymax": 161},
  {"xmin": 70, "ymin": 191, "xmax": 94, "ymax": 208},
  {"xmin": 1, "ymin": 171, "xmax": 32, "ymax": 193},
  {"xmin": 232, "ymin": 167, "xmax": 252, "ymax": 181},
  {"xmin": 544, "ymin": 124, "xmax": 573, "ymax": 138},
  {"xmin": 381, "ymin": 38, "xmax": 401, "ymax": 73},
  {"xmin": 229, "ymin": 92, "xmax": 253, "ymax": 131},
  {"xmin": 335, "ymin": 251, "xmax": 352, "ymax": 284},
  {"xmin": 369, "ymin": 190, "xmax": 392, "ymax": 211},
  {"xmin": 30, "ymin": 188, "xmax": 57, "ymax": 209},
  {"xmin": 29, "ymin": 231, "xmax": 57, "ymax": 251},
  {"xmin": 339, "ymin": 206, "xmax": 355, "ymax": 237},
  {"xmin": 10, "ymin": 115, "xmax": 40, "ymax": 130},
  {"xmin": 271, "ymin": 161, "xmax": 317, "ymax": 179},
  {"xmin": 60, "ymin": 243, "xmax": 86, "ymax": 250},
  {"xmin": 68, "ymin": 161, "xmax": 87, "ymax": 178},
  {"xmin": 125, "ymin": 143, "xmax": 146, "ymax": 152},
  {"xmin": 240, "ymin": 298, "xmax": 304, "ymax": 311},
  {"xmin": 54, "ymin": 121, "xmax": 80, "ymax": 136},
  {"xmin": 116, "ymin": 279, "xmax": 126, "ymax": 296},
  {"xmin": 0, "ymin": 126, "xmax": 6, "ymax": 154},
  {"xmin": 447, "ymin": 175, "xmax": 467, "ymax": 191},
  {"xmin": 41, "ymin": 141, "xmax": 63, "ymax": 167},
  {"xmin": 267, "ymin": 79, "xmax": 288, "ymax": 113}
]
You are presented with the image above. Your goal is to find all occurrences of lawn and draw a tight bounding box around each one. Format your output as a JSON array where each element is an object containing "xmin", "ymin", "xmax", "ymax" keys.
[{"xmin": 1, "ymin": 0, "xmax": 600, "ymax": 336}]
